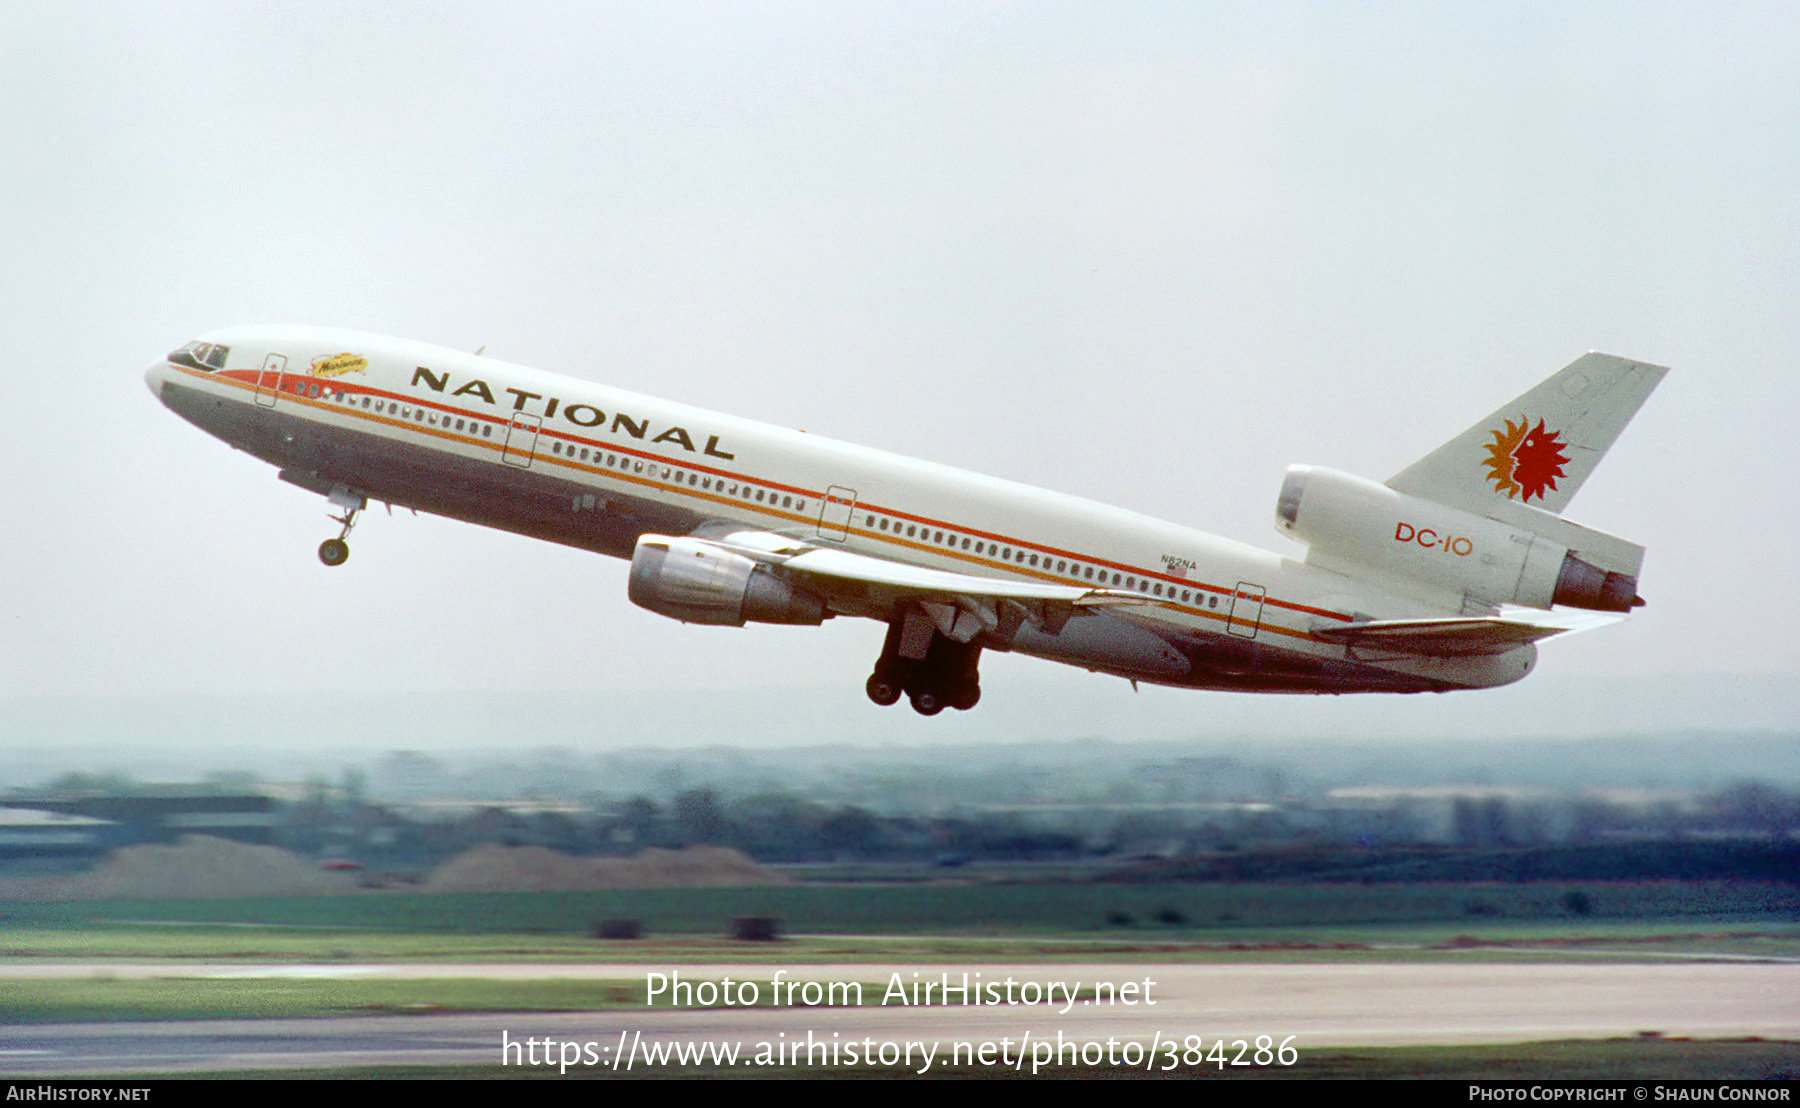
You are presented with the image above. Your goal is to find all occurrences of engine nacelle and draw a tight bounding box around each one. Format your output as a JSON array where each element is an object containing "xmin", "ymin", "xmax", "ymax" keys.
[
  {"xmin": 628, "ymin": 535, "xmax": 829, "ymax": 626},
  {"xmin": 1275, "ymin": 466, "xmax": 1641, "ymax": 612}
]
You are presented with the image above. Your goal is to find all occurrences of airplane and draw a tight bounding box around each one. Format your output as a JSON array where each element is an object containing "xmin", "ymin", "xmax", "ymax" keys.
[{"xmin": 145, "ymin": 327, "xmax": 1665, "ymax": 716}]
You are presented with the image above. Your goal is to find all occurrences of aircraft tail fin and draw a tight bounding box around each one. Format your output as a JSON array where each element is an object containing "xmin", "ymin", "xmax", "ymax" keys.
[{"xmin": 1386, "ymin": 353, "xmax": 1667, "ymax": 517}]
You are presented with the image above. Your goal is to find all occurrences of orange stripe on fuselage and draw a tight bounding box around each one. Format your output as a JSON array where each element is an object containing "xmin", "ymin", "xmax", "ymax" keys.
[{"xmin": 182, "ymin": 362, "xmax": 1353, "ymax": 640}]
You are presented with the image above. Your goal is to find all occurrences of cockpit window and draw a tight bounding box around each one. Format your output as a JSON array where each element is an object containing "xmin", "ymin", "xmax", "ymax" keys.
[{"xmin": 167, "ymin": 341, "xmax": 229, "ymax": 371}]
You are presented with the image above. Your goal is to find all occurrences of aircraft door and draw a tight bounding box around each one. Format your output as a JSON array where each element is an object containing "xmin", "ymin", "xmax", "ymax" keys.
[
  {"xmin": 254, "ymin": 353, "xmax": 288, "ymax": 407},
  {"xmin": 502, "ymin": 413, "xmax": 542, "ymax": 467},
  {"xmin": 1227, "ymin": 581, "xmax": 1266, "ymax": 639},
  {"xmin": 817, "ymin": 485, "xmax": 857, "ymax": 541}
]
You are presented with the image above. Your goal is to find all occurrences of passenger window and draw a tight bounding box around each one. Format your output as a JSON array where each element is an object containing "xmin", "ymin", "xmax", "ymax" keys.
[{"xmin": 961, "ymin": 538, "xmax": 970, "ymax": 550}]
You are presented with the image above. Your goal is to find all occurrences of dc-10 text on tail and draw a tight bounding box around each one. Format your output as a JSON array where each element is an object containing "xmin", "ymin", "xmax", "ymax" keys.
[{"xmin": 146, "ymin": 329, "xmax": 1664, "ymax": 715}]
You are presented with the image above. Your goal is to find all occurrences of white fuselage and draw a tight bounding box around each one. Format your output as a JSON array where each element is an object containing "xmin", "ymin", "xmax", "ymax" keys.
[{"xmin": 145, "ymin": 325, "xmax": 1537, "ymax": 695}]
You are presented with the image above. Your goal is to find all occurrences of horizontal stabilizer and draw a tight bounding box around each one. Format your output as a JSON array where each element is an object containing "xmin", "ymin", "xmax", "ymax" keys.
[{"xmin": 1312, "ymin": 609, "xmax": 1621, "ymax": 656}]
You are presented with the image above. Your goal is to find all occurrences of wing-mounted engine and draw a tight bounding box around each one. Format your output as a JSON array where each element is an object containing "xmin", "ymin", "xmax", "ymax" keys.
[
  {"xmin": 1275, "ymin": 466, "xmax": 1643, "ymax": 612},
  {"xmin": 628, "ymin": 535, "xmax": 830, "ymax": 626}
]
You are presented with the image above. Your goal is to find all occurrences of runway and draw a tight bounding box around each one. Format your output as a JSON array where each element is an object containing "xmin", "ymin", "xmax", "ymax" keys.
[{"xmin": 3, "ymin": 962, "xmax": 1797, "ymax": 1075}]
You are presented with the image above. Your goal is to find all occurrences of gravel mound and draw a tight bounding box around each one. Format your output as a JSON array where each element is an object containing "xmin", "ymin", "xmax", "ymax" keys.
[
  {"xmin": 0, "ymin": 835, "xmax": 357, "ymax": 900},
  {"xmin": 420, "ymin": 844, "xmax": 788, "ymax": 892},
  {"xmin": 76, "ymin": 835, "xmax": 359, "ymax": 898}
]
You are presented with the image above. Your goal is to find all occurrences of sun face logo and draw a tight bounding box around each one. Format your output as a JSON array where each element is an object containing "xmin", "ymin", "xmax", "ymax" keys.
[{"xmin": 1482, "ymin": 416, "xmax": 1570, "ymax": 502}]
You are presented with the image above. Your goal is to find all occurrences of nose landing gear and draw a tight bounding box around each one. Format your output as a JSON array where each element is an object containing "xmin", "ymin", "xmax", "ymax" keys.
[
  {"xmin": 317, "ymin": 485, "xmax": 366, "ymax": 567},
  {"xmin": 865, "ymin": 613, "xmax": 983, "ymax": 715}
]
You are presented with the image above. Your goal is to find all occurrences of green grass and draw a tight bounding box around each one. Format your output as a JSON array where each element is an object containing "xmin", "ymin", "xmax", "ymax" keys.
[
  {"xmin": 80, "ymin": 1040, "xmax": 1800, "ymax": 1080},
  {"xmin": 2, "ymin": 880, "xmax": 1795, "ymax": 937},
  {"xmin": 0, "ymin": 977, "xmax": 650, "ymax": 1023},
  {"xmin": 4, "ymin": 917, "xmax": 1799, "ymax": 965},
  {"xmin": 0, "ymin": 976, "xmax": 1167, "ymax": 1023}
]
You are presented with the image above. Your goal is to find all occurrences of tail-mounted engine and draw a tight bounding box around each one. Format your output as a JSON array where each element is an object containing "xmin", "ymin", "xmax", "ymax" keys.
[
  {"xmin": 628, "ymin": 535, "xmax": 830, "ymax": 626},
  {"xmin": 1275, "ymin": 466, "xmax": 1643, "ymax": 612}
]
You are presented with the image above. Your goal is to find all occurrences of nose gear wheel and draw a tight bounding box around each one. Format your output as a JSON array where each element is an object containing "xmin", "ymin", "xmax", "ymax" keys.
[{"xmin": 317, "ymin": 485, "xmax": 366, "ymax": 566}]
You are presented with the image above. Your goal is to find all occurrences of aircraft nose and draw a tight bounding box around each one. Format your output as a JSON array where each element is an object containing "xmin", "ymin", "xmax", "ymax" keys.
[{"xmin": 144, "ymin": 362, "xmax": 165, "ymax": 401}]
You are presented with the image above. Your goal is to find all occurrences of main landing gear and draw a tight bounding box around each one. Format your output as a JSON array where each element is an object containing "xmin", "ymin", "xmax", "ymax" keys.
[
  {"xmin": 866, "ymin": 613, "xmax": 983, "ymax": 716},
  {"xmin": 317, "ymin": 485, "xmax": 366, "ymax": 567}
]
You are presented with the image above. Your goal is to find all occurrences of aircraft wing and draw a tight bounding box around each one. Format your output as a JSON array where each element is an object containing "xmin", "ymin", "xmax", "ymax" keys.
[
  {"xmin": 1311, "ymin": 608, "xmax": 1622, "ymax": 656},
  {"xmin": 701, "ymin": 529, "xmax": 1151, "ymax": 638}
]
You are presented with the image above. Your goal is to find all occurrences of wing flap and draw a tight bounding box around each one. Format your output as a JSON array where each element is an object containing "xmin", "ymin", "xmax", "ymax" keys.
[
  {"xmin": 780, "ymin": 547, "xmax": 1139, "ymax": 607},
  {"xmin": 701, "ymin": 530, "xmax": 1152, "ymax": 631}
]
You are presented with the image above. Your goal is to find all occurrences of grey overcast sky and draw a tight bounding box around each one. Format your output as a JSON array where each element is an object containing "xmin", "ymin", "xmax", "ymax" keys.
[{"xmin": 3, "ymin": 3, "xmax": 1796, "ymax": 725}]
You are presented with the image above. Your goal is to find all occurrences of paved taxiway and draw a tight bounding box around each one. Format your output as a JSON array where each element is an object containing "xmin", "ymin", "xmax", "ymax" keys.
[{"xmin": 3, "ymin": 962, "xmax": 1797, "ymax": 1074}]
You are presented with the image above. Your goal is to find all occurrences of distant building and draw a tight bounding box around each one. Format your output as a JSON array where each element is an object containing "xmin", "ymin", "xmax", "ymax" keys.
[
  {"xmin": 0, "ymin": 807, "xmax": 126, "ymax": 859},
  {"xmin": 10, "ymin": 790, "xmax": 279, "ymax": 845}
]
